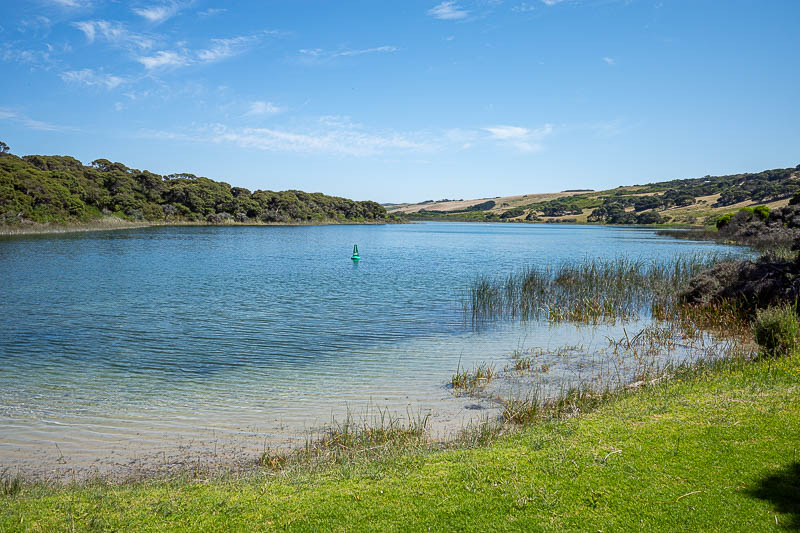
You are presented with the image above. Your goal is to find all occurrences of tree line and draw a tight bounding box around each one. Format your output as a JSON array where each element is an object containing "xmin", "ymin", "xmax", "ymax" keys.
[{"xmin": 0, "ymin": 145, "xmax": 395, "ymax": 226}]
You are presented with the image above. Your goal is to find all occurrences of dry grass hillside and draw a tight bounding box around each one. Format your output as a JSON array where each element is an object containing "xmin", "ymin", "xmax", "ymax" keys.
[{"xmin": 388, "ymin": 166, "xmax": 799, "ymax": 226}]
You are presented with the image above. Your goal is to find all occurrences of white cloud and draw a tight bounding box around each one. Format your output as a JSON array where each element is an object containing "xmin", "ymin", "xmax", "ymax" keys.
[
  {"xmin": 485, "ymin": 125, "xmax": 530, "ymax": 140},
  {"xmin": 136, "ymin": 50, "xmax": 186, "ymax": 69},
  {"xmin": 428, "ymin": 1, "xmax": 469, "ymax": 20},
  {"xmin": 48, "ymin": 0, "xmax": 81, "ymax": 7},
  {"xmin": 133, "ymin": 3, "xmax": 182, "ymax": 24},
  {"xmin": 246, "ymin": 101, "xmax": 284, "ymax": 116},
  {"xmin": 1, "ymin": 43, "xmax": 56, "ymax": 69},
  {"xmin": 0, "ymin": 108, "xmax": 77, "ymax": 132},
  {"xmin": 602, "ymin": 56, "xmax": 615, "ymax": 65},
  {"xmin": 145, "ymin": 118, "xmax": 428, "ymax": 156},
  {"xmin": 298, "ymin": 45, "xmax": 399, "ymax": 62},
  {"xmin": 198, "ymin": 8, "xmax": 226, "ymax": 17},
  {"xmin": 60, "ymin": 68, "xmax": 125, "ymax": 89},
  {"xmin": 337, "ymin": 45, "xmax": 398, "ymax": 57},
  {"xmin": 484, "ymin": 123, "xmax": 553, "ymax": 152},
  {"xmin": 212, "ymin": 123, "xmax": 423, "ymax": 156},
  {"xmin": 196, "ymin": 36, "xmax": 256, "ymax": 62},
  {"xmin": 18, "ymin": 16, "xmax": 52, "ymax": 34},
  {"xmin": 136, "ymin": 33, "xmax": 269, "ymax": 70},
  {"xmin": 512, "ymin": 3, "xmax": 536, "ymax": 12},
  {"xmin": 73, "ymin": 20, "xmax": 154, "ymax": 49}
]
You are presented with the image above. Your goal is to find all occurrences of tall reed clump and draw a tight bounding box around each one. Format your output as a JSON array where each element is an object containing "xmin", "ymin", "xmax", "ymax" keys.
[
  {"xmin": 753, "ymin": 304, "xmax": 800, "ymax": 358},
  {"xmin": 465, "ymin": 255, "xmax": 729, "ymax": 325}
]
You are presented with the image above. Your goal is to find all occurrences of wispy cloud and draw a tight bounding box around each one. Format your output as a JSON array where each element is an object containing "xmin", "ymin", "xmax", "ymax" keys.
[
  {"xmin": 198, "ymin": 7, "xmax": 226, "ymax": 17},
  {"xmin": 144, "ymin": 117, "xmax": 562, "ymax": 156},
  {"xmin": 197, "ymin": 36, "xmax": 258, "ymax": 62},
  {"xmin": 136, "ymin": 49, "xmax": 186, "ymax": 69},
  {"xmin": 18, "ymin": 16, "xmax": 53, "ymax": 35},
  {"xmin": 298, "ymin": 45, "xmax": 399, "ymax": 62},
  {"xmin": 484, "ymin": 123, "xmax": 553, "ymax": 152},
  {"xmin": 428, "ymin": 1, "xmax": 469, "ymax": 20},
  {"xmin": 512, "ymin": 3, "xmax": 537, "ymax": 12},
  {"xmin": 246, "ymin": 101, "xmax": 284, "ymax": 116},
  {"xmin": 0, "ymin": 108, "xmax": 77, "ymax": 132},
  {"xmin": 137, "ymin": 33, "xmax": 269, "ymax": 70},
  {"xmin": 145, "ymin": 118, "xmax": 428, "ymax": 156},
  {"xmin": 46, "ymin": 0, "xmax": 85, "ymax": 7},
  {"xmin": 60, "ymin": 68, "xmax": 125, "ymax": 89},
  {"xmin": 73, "ymin": 20, "xmax": 154, "ymax": 49},
  {"xmin": 338, "ymin": 45, "xmax": 399, "ymax": 57},
  {"xmin": 0, "ymin": 41, "xmax": 64, "ymax": 69},
  {"xmin": 133, "ymin": 2, "xmax": 184, "ymax": 24}
]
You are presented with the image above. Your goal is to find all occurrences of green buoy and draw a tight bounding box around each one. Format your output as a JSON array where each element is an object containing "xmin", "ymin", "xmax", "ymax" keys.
[{"xmin": 351, "ymin": 244, "xmax": 360, "ymax": 262}]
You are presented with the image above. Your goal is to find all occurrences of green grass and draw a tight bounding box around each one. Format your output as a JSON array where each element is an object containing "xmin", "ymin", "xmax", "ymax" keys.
[{"xmin": 2, "ymin": 353, "xmax": 798, "ymax": 532}]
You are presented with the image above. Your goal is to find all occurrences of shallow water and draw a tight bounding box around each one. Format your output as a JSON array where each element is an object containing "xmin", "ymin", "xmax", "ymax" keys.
[{"xmin": 0, "ymin": 222, "xmax": 740, "ymax": 475}]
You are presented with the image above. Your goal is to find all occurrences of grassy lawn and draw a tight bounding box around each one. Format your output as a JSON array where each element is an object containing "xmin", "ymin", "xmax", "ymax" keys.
[{"xmin": 2, "ymin": 354, "xmax": 798, "ymax": 532}]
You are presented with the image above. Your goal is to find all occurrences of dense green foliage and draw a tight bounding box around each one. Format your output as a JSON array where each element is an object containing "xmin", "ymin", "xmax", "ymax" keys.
[
  {"xmin": 0, "ymin": 147, "xmax": 393, "ymax": 226},
  {"xmin": 711, "ymin": 203, "xmax": 800, "ymax": 248}
]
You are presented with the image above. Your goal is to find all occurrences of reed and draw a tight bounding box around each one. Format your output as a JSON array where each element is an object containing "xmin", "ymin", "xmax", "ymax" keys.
[
  {"xmin": 465, "ymin": 254, "xmax": 732, "ymax": 324},
  {"xmin": 450, "ymin": 361, "xmax": 497, "ymax": 393}
]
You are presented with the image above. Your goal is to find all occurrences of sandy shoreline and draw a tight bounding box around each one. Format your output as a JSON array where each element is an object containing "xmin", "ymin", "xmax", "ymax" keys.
[{"xmin": 0, "ymin": 393, "xmax": 505, "ymax": 483}]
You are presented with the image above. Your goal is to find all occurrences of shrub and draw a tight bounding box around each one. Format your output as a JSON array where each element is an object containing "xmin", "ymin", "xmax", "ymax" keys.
[
  {"xmin": 753, "ymin": 205, "xmax": 770, "ymax": 220},
  {"xmin": 716, "ymin": 213, "xmax": 732, "ymax": 229},
  {"xmin": 753, "ymin": 304, "xmax": 800, "ymax": 358}
]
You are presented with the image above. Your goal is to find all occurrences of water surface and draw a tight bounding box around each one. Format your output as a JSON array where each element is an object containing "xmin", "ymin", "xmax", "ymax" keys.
[{"xmin": 0, "ymin": 222, "xmax": 739, "ymax": 475}]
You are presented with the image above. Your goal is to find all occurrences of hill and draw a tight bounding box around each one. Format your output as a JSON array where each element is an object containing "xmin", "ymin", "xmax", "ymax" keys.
[
  {"xmin": 0, "ymin": 144, "xmax": 395, "ymax": 229},
  {"xmin": 390, "ymin": 165, "xmax": 800, "ymax": 226}
]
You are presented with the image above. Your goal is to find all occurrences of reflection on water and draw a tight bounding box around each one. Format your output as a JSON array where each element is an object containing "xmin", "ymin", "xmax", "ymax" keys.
[{"xmin": 0, "ymin": 222, "xmax": 740, "ymax": 474}]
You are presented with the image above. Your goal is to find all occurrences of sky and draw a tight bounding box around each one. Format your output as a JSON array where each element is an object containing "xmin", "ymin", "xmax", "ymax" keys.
[{"xmin": 1, "ymin": 0, "xmax": 798, "ymax": 203}]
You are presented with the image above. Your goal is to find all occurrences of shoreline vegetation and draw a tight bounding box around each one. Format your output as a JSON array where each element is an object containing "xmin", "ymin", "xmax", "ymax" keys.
[
  {"xmin": 0, "ymin": 146, "xmax": 404, "ymax": 235},
  {"xmin": 3, "ymin": 234, "xmax": 800, "ymax": 529},
  {"xmin": 0, "ymin": 215, "xmax": 402, "ymax": 237}
]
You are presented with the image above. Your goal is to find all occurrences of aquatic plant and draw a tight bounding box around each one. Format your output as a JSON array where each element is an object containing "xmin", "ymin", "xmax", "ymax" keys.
[
  {"xmin": 451, "ymin": 362, "xmax": 496, "ymax": 393},
  {"xmin": 465, "ymin": 255, "xmax": 731, "ymax": 325}
]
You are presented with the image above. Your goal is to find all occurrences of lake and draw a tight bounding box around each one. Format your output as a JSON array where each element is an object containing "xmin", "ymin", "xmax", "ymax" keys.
[{"xmin": 0, "ymin": 222, "xmax": 740, "ymax": 476}]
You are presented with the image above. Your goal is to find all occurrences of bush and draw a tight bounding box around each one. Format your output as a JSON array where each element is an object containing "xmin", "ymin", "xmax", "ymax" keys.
[
  {"xmin": 716, "ymin": 213, "xmax": 732, "ymax": 229},
  {"xmin": 753, "ymin": 304, "xmax": 800, "ymax": 358}
]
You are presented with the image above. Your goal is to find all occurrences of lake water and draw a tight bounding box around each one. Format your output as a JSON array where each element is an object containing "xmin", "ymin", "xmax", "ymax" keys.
[{"xmin": 0, "ymin": 222, "xmax": 740, "ymax": 476}]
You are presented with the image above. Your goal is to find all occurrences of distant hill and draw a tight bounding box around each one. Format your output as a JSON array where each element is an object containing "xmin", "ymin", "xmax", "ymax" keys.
[
  {"xmin": 0, "ymin": 145, "xmax": 395, "ymax": 227},
  {"xmin": 389, "ymin": 165, "xmax": 800, "ymax": 226}
]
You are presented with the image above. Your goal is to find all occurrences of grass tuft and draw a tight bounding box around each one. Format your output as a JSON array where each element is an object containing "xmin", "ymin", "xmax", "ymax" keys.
[{"xmin": 754, "ymin": 303, "xmax": 800, "ymax": 358}]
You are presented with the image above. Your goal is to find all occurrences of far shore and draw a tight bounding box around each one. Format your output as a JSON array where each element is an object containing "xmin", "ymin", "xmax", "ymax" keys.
[{"xmin": 0, "ymin": 217, "xmax": 405, "ymax": 237}]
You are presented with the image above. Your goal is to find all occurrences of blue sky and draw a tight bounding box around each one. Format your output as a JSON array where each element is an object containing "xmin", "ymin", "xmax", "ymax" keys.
[{"xmin": 1, "ymin": 0, "xmax": 798, "ymax": 203}]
